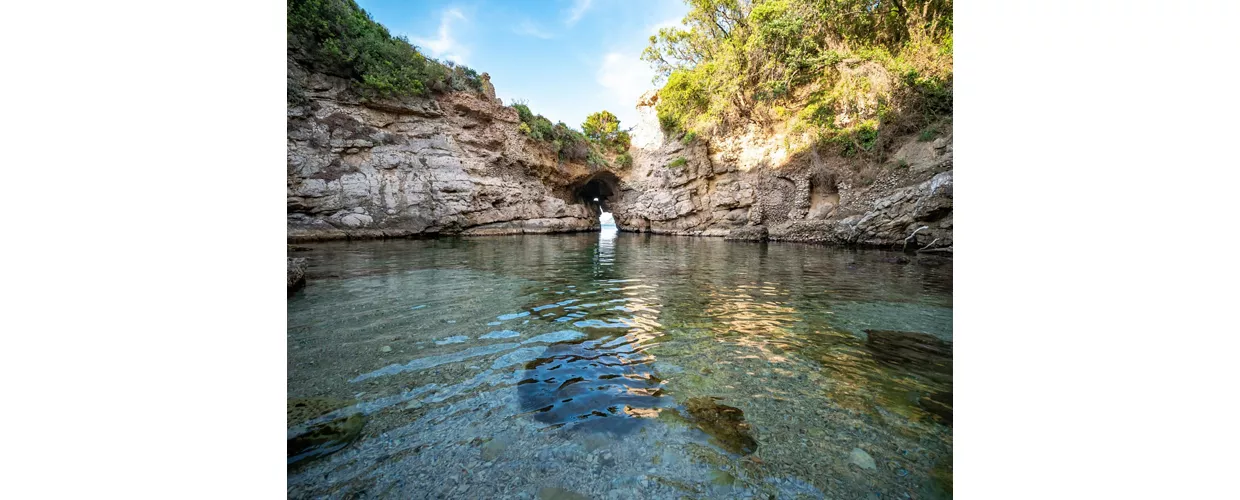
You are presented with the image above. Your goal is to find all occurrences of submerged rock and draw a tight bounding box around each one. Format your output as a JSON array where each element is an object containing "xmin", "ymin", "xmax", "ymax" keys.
[
  {"xmin": 916, "ymin": 255, "xmax": 951, "ymax": 267},
  {"xmin": 537, "ymin": 486, "xmax": 590, "ymax": 500},
  {"xmin": 288, "ymin": 414, "xmax": 364, "ymax": 465},
  {"xmin": 288, "ymin": 397, "xmax": 346, "ymax": 426},
  {"xmin": 287, "ymin": 398, "xmax": 365, "ymax": 466},
  {"xmin": 863, "ymin": 330, "xmax": 952, "ymax": 379},
  {"xmin": 864, "ymin": 329, "xmax": 953, "ymax": 424},
  {"xmin": 287, "ymin": 257, "xmax": 306, "ymax": 294},
  {"xmin": 920, "ymin": 390, "xmax": 953, "ymax": 426},
  {"xmin": 849, "ymin": 447, "xmax": 877, "ymax": 470},
  {"xmin": 683, "ymin": 397, "xmax": 758, "ymax": 455}
]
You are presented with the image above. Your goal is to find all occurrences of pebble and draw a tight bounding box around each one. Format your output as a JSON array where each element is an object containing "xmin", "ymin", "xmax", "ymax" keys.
[
  {"xmin": 850, "ymin": 448, "xmax": 878, "ymax": 470},
  {"xmin": 380, "ymin": 345, "xmax": 392, "ymax": 352}
]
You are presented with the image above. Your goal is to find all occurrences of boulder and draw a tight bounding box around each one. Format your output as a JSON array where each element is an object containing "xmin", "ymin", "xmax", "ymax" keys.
[
  {"xmin": 725, "ymin": 225, "xmax": 769, "ymax": 241},
  {"xmin": 287, "ymin": 257, "xmax": 306, "ymax": 293}
]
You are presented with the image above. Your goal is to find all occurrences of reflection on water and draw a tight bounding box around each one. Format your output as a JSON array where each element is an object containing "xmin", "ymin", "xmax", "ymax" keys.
[{"xmin": 288, "ymin": 231, "xmax": 952, "ymax": 499}]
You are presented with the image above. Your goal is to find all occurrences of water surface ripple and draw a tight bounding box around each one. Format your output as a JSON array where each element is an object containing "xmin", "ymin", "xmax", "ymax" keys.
[{"xmin": 288, "ymin": 229, "xmax": 952, "ymax": 499}]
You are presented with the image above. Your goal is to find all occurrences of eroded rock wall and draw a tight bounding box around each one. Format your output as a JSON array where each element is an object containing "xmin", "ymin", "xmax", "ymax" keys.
[
  {"xmin": 287, "ymin": 67, "xmax": 952, "ymax": 250},
  {"xmin": 286, "ymin": 66, "xmax": 606, "ymax": 241},
  {"xmin": 608, "ymin": 92, "xmax": 953, "ymax": 249}
]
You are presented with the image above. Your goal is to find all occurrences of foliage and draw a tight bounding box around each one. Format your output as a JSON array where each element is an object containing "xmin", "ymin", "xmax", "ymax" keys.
[
  {"xmin": 587, "ymin": 149, "xmax": 609, "ymax": 169},
  {"xmin": 616, "ymin": 152, "xmax": 633, "ymax": 168},
  {"xmin": 643, "ymin": 0, "xmax": 953, "ymax": 150},
  {"xmin": 668, "ymin": 156, "xmax": 689, "ymax": 169},
  {"xmin": 582, "ymin": 110, "xmax": 632, "ymax": 153},
  {"xmin": 288, "ymin": 0, "xmax": 483, "ymax": 98},
  {"xmin": 582, "ymin": 110, "xmax": 621, "ymax": 142},
  {"xmin": 512, "ymin": 102, "xmax": 591, "ymax": 162}
]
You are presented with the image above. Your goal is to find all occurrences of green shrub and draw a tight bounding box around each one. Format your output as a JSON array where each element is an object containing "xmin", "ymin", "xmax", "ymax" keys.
[
  {"xmin": 288, "ymin": 0, "xmax": 482, "ymax": 98},
  {"xmin": 510, "ymin": 102, "xmax": 591, "ymax": 160},
  {"xmin": 616, "ymin": 152, "xmax": 633, "ymax": 168},
  {"xmin": 512, "ymin": 103, "xmax": 534, "ymax": 123},
  {"xmin": 642, "ymin": 0, "xmax": 953, "ymax": 140},
  {"xmin": 613, "ymin": 130, "xmax": 631, "ymax": 152},
  {"xmin": 582, "ymin": 110, "xmax": 633, "ymax": 153},
  {"xmin": 682, "ymin": 131, "xmax": 697, "ymax": 144},
  {"xmin": 668, "ymin": 156, "xmax": 688, "ymax": 169},
  {"xmin": 587, "ymin": 150, "xmax": 609, "ymax": 168}
]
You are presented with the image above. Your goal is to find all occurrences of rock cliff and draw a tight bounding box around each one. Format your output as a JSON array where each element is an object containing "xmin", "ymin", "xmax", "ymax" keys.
[
  {"xmin": 287, "ymin": 69, "xmax": 952, "ymax": 250},
  {"xmin": 608, "ymin": 91, "xmax": 953, "ymax": 249},
  {"xmin": 286, "ymin": 64, "xmax": 612, "ymax": 242}
]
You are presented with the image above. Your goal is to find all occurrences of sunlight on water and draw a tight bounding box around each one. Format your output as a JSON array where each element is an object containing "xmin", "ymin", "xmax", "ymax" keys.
[{"xmin": 288, "ymin": 233, "xmax": 952, "ymax": 499}]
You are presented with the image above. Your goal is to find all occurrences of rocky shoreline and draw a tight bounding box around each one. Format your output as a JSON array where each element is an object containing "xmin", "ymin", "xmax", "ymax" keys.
[{"xmin": 288, "ymin": 68, "xmax": 951, "ymax": 252}]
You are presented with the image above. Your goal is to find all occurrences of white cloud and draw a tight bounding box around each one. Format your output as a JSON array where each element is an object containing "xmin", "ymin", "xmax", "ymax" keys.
[
  {"xmin": 564, "ymin": 0, "xmax": 593, "ymax": 26},
  {"xmin": 596, "ymin": 51, "xmax": 657, "ymax": 126},
  {"xmin": 513, "ymin": 19, "xmax": 554, "ymax": 39},
  {"xmin": 413, "ymin": 8, "xmax": 470, "ymax": 64},
  {"xmin": 646, "ymin": 16, "xmax": 684, "ymax": 36}
]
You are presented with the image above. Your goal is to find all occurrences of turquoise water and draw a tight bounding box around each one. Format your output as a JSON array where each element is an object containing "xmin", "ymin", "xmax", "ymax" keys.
[{"xmin": 288, "ymin": 229, "xmax": 952, "ymax": 499}]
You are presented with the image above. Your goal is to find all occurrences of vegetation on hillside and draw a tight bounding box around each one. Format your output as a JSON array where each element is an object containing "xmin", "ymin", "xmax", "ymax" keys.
[
  {"xmin": 511, "ymin": 104, "xmax": 636, "ymax": 167},
  {"xmin": 288, "ymin": 0, "xmax": 637, "ymax": 167},
  {"xmin": 287, "ymin": 0, "xmax": 483, "ymax": 98},
  {"xmin": 642, "ymin": 0, "xmax": 952, "ymax": 157},
  {"xmin": 582, "ymin": 111, "xmax": 633, "ymax": 154},
  {"xmin": 511, "ymin": 101, "xmax": 592, "ymax": 162}
]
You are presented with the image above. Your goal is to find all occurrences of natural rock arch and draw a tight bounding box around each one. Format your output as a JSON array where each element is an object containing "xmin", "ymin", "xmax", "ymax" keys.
[{"xmin": 570, "ymin": 171, "xmax": 622, "ymax": 217}]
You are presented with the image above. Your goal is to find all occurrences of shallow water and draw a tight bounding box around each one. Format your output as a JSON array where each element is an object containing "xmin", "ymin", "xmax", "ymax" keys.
[{"xmin": 288, "ymin": 229, "xmax": 952, "ymax": 499}]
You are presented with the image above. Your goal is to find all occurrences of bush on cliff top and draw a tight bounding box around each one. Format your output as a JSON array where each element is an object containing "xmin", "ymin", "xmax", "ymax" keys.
[
  {"xmin": 288, "ymin": 0, "xmax": 483, "ymax": 98},
  {"xmin": 643, "ymin": 0, "xmax": 953, "ymax": 155},
  {"xmin": 582, "ymin": 110, "xmax": 632, "ymax": 153},
  {"xmin": 511, "ymin": 104, "xmax": 636, "ymax": 166},
  {"xmin": 511, "ymin": 102, "xmax": 591, "ymax": 162}
]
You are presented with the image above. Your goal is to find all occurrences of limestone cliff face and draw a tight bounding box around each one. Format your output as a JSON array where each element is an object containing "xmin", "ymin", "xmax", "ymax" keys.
[
  {"xmin": 286, "ymin": 66, "xmax": 608, "ymax": 241},
  {"xmin": 608, "ymin": 92, "xmax": 953, "ymax": 249},
  {"xmin": 287, "ymin": 68, "xmax": 952, "ymax": 250}
]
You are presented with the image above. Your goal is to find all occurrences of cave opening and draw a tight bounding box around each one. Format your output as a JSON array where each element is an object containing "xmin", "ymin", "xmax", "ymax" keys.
[{"xmin": 572, "ymin": 172, "xmax": 621, "ymax": 231}]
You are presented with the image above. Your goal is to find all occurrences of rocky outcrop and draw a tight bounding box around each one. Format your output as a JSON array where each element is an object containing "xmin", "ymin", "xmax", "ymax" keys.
[
  {"xmin": 607, "ymin": 92, "xmax": 953, "ymax": 249},
  {"xmin": 287, "ymin": 65, "xmax": 951, "ymax": 250},
  {"xmin": 288, "ymin": 257, "xmax": 306, "ymax": 293},
  {"xmin": 286, "ymin": 64, "xmax": 610, "ymax": 241}
]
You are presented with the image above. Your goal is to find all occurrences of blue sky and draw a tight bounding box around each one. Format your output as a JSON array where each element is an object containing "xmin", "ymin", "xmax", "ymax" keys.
[{"xmin": 356, "ymin": 0, "xmax": 689, "ymax": 129}]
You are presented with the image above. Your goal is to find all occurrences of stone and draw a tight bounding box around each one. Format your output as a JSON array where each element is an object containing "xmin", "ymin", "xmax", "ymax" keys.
[
  {"xmin": 287, "ymin": 398, "xmax": 365, "ymax": 465},
  {"xmin": 725, "ymin": 225, "xmax": 768, "ymax": 241},
  {"xmin": 287, "ymin": 64, "xmax": 951, "ymax": 249},
  {"xmin": 849, "ymin": 447, "xmax": 877, "ymax": 470},
  {"xmin": 538, "ymin": 487, "xmax": 589, "ymax": 500},
  {"xmin": 683, "ymin": 397, "xmax": 759, "ymax": 455},
  {"xmin": 379, "ymin": 345, "xmax": 392, "ymax": 353},
  {"xmin": 287, "ymin": 257, "xmax": 306, "ymax": 293}
]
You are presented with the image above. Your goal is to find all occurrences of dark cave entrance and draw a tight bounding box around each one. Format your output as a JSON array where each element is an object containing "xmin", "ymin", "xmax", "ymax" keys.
[{"xmin": 572, "ymin": 172, "xmax": 621, "ymax": 230}]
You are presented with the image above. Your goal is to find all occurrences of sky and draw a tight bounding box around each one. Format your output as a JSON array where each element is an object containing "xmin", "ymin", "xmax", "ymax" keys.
[{"xmin": 355, "ymin": 0, "xmax": 689, "ymax": 130}]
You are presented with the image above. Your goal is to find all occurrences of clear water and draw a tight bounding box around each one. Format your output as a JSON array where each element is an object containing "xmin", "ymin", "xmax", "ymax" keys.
[{"xmin": 288, "ymin": 229, "xmax": 952, "ymax": 499}]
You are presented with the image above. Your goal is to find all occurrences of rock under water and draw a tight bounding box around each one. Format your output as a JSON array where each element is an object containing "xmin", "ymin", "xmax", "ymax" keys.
[
  {"xmin": 287, "ymin": 398, "xmax": 365, "ymax": 466},
  {"xmin": 287, "ymin": 257, "xmax": 306, "ymax": 293},
  {"xmin": 683, "ymin": 397, "xmax": 759, "ymax": 455}
]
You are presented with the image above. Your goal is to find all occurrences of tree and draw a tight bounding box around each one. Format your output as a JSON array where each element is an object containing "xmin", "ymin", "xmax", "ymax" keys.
[
  {"xmin": 581, "ymin": 110, "xmax": 621, "ymax": 143},
  {"xmin": 581, "ymin": 110, "xmax": 631, "ymax": 152}
]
